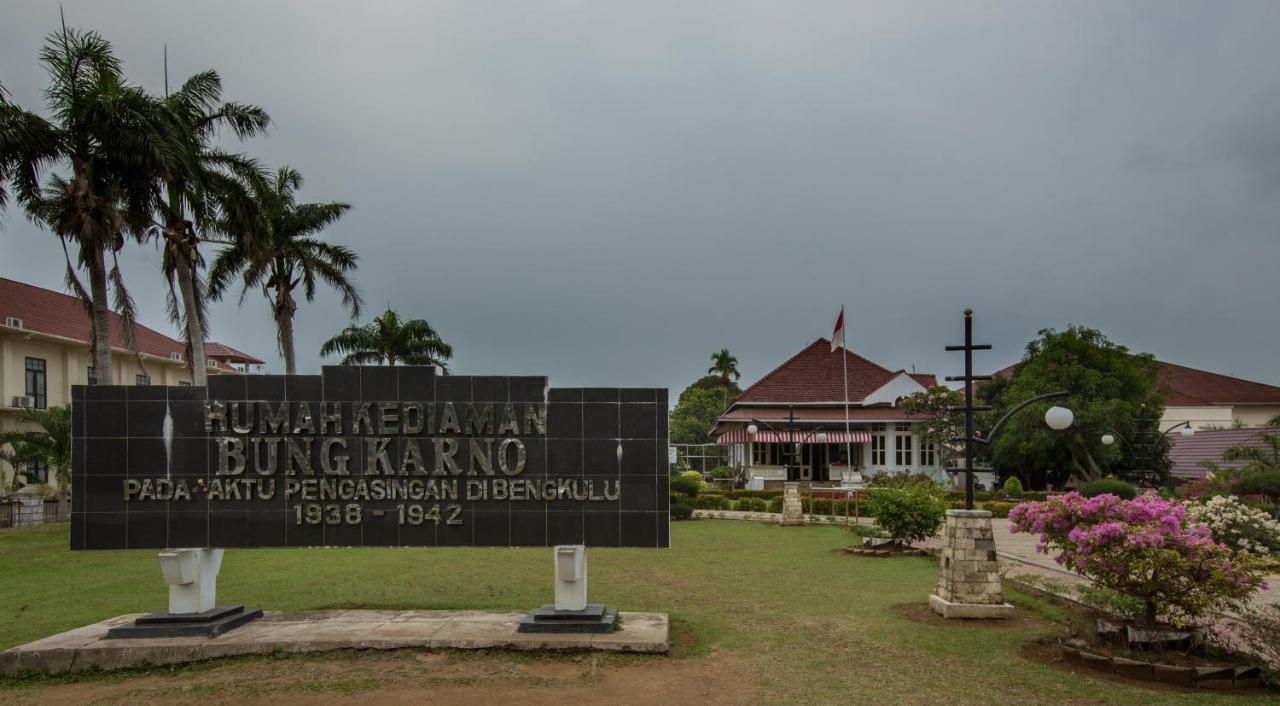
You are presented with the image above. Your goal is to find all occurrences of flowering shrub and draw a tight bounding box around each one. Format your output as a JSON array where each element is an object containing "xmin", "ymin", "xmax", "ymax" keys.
[
  {"xmin": 1009, "ymin": 492, "xmax": 1268, "ymax": 626},
  {"xmin": 1176, "ymin": 468, "xmax": 1238, "ymax": 501},
  {"xmin": 866, "ymin": 484, "xmax": 946, "ymax": 545},
  {"xmin": 1185, "ymin": 495, "xmax": 1280, "ymax": 565}
]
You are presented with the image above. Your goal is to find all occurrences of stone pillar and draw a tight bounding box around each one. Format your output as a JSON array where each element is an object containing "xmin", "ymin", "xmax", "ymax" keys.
[
  {"xmin": 929, "ymin": 510, "xmax": 1013, "ymax": 619},
  {"xmin": 779, "ymin": 482, "xmax": 804, "ymax": 526}
]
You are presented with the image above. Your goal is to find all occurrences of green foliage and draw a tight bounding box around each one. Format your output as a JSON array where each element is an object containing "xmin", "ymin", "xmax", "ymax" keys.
[
  {"xmin": 692, "ymin": 494, "xmax": 732, "ymax": 510},
  {"xmin": 898, "ymin": 385, "xmax": 963, "ymax": 469},
  {"xmin": 668, "ymin": 376, "xmax": 741, "ymax": 445},
  {"xmin": 1233, "ymin": 469, "xmax": 1280, "ymax": 503},
  {"xmin": 982, "ymin": 500, "xmax": 1017, "ymax": 518},
  {"xmin": 320, "ymin": 308, "xmax": 452, "ymax": 369},
  {"xmin": 734, "ymin": 497, "xmax": 769, "ymax": 512},
  {"xmin": 723, "ymin": 489, "xmax": 783, "ymax": 500},
  {"xmin": 1079, "ymin": 478, "xmax": 1138, "ymax": 500},
  {"xmin": 1223, "ymin": 431, "xmax": 1280, "ymax": 476},
  {"xmin": 1002, "ymin": 477, "xmax": 1024, "ymax": 495},
  {"xmin": 1075, "ymin": 584, "xmax": 1145, "ymax": 621},
  {"xmin": 0, "ymin": 405, "xmax": 72, "ymax": 491},
  {"xmin": 709, "ymin": 465, "xmax": 735, "ymax": 479},
  {"xmin": 987, "ymin": 326, "xmax": 1162, "ymax": 488},
  {"xmin": 707, "ymin": 349, "xmax": 741, "ymax": 383},
  {"xmin": 670, "ymin": 473, "xmax": 701, "ymax": 497},
  {"xmin": 865, "ymin": 485, "xmax": 947, "ymax": 545},
  {"xmin": 767, "ymin": 496, "xmax": 785, "ymax": 514},
  {"xmin": 868, "ymin": 471, "xmax": 937, "ymax": 489},
  {"xmin": 670, "ymin": 501, "xmax": 693, "ymax": 520}
]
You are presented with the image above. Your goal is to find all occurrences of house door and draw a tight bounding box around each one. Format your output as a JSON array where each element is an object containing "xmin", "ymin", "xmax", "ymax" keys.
[{"xmin": 798, "ymin": 444, "xmax": 827, "ymax": 481}]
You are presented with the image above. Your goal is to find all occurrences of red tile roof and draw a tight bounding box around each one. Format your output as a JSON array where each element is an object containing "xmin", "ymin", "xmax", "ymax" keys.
[
  {"xmin": 1168, "ymin": 427, "xmax": 1279, "ymax": 479},
  {"xmin": 993, "ymin": 359, "xmax": 1280, "ymax": 407},
  {"xmin": 0, "ymin": 277, "xmax": 256, "ymax": 372},
  {"xmin": 735, "ymin": 339, "xmax": 937, "ymax": 404},
  {"xmin": 204, "ymin": 342, "xmax": 266, "ymax": 365},
  {"xmin": 717, "ymin": 406, "xmax": 917, "ymax": 422}
]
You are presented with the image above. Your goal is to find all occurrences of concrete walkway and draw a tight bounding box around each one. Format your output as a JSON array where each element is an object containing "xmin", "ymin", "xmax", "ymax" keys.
[{"xmin": 0, "ymin": 609, "xmax": 669, "ymax": 676}]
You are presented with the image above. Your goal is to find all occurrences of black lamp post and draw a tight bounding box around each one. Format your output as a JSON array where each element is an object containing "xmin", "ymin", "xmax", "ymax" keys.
[
  {"xmin": 945, "ymin": 309, "xmax": 1074, "ymax": 510},
  {"xmin": 1100, "ymin": 405, "xmax": 1194, "ymax": 485},
  {"xmin": 747, "ymin": 404, "xmax": 828, "ymax": 483}
]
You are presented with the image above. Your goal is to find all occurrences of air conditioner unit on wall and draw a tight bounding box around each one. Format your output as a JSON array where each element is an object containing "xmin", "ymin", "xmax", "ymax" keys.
[
  {"xmin": 12, "ymin": 396, "xmax": 33, "ymax": 408},
  {"xmin": 3, "ymin": 317, "xmax": 23, "ymax": 329}
]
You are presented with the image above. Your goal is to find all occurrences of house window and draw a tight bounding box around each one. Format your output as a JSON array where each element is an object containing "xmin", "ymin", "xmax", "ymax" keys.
[
  {"xmin": 135, "ymin": 374, "xmax": 150, "ymax": 386},
  {"xmin": 24, "ymin": 460, "xmax": 48, "ymax": 484},
  {"xmin": 920, "ymin": 441, "xmax": 937, "ymax": 466},
  {"xmin": 87, "ymin": 366, "xmax": 96, "ymax": 385},
  {"xmin": 895, "ymin": 431, "xmax": 913, "ymax": 466},
  {"xmin": 25, "ymin": 358, "xmax": 47, "ymax": 408},
  {"xmin": 752, "ymin": 443, "xmax": 783, "ymax": 465},
  {"xmin": 870, "ymin": 424, "xmax": 887, "ymax": 465}
]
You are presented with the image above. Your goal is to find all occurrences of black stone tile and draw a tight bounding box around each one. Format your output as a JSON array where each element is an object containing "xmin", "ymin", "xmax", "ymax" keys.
[
  {"xmin": 472, "ymin": 376, "xmax": 507, "ymax": 402},
  {"xmin": 657, "ymin": 514, "xmax": 670, "ymax": 548},
  {"xmin": 362, "ymin": 507, "xmax": 400, "ymax": 546},
  {"xmin": 473, "ymin": 511, "xmax": 510, "ymax": 546},
  {"xmin": 127, "ymin": 385, "xmax": 166, "ymax": 401},
  {"xmin": 325, "ymin": 520, "xmax": 363, "ymax": 548},
  {"xmin": 85, "ymin": 385, "xmax": 126, "ymax": 400},
  {"xmin": 546, "ymin": 403, "xmax": 582, "ymax": 439},
  {"xmin": 72, "ymin": 385, "xmax": 86, "ymax": 401},
  {"xmin": 70, "ymin": 512, "xmax": 86, "ymax": 549},
  {"xmin": 547, "ymin": 507, "xmax": 584, "ymax": 546},
  {"xmin": 171, "ymin": 438, "xmax": 208, "ymax": 477},
  {"xmin": 584, "ymin": 510, "xmax": 620, "ymax": 547},
  {"xmin": 168, "ymin": 400, "xmax": 206, "ymax": 437},
  {"xmin": 621, "ymin": 512, "xmax": 658, "ymax": 547},
  {"xmin": 128, "ymin": 511, "xmax": 168, "ymax": 549},
  {"xmin": 656, "ymin": 389, "xmax": 668, "ymax": 408},
  {"xmin": 511, "ymin": 510, "xmax": 547, "ymax": 547},
  {"xmin": 322, "ymin": 366, "xmax": 360, "ymax": 401},
  {"xmin": 85, "ymin": 513, "xmax": 126, "ymax": 549},
  {"xmin": 208, "ymin": 375, "xmax": 246, "ymax": 400},
  {"xmin": 622, "ymin": 440, "xmax": 658, "ymax": 476},
  {"xmin": 127, "ymin": 401, "xmax": 166, "ymax": 437},
  {"xmin": 548, "ymin": 439, "xmax": 583, "ymax": 477},
  {"xmin": 548, "ymin": 388, "xmax": 582, "ymax": 403},
  {"xmin": 85, "ymin": 438, "xmax": 127, "ymax": 476},
  {"xmin": 657, "ymin": 410, "xmax": 669, "ymax": 442},
  {"xmin": 167, "ymin": 511, "xmax": 208, "ymax": 548},
  {"xmin": 398, "ymin": 517, "xmax": 436, "ymax": 547},
  {"xmin": 286, "ymin": 375, "xmax": 323, "ymax": 401},
  {"xmin": 583, "ymin": 403, "xmax": 618, "ymax": 439},
  {"xmin": 360, "ymin": 366, "xmax": 398, "ymax": 401},
  {"xmin": 656, "ymin": 474, "xmax": 670, "ymax": 498},
  {"xmin": 286, "ymin": 518, "xmax": 325, "ymax": 547},
  {"xmin": 508, "ymin": 438, "xmax": 545, "ymax": 478},
  {"xmin": 584, "ymin": 440, "xmax": 619, "ymax": 476},
  {"xmin": 168, "ymin": 384, "xmax": 207, "ymax": 400},
  {"xmin": 86, "ymin": 401, "xmax": 127, "ymax": 437},
  {"xmin": 127, "ymin": 438, "xmax": 167, "ymax": 477},
  {"xmin": 247, "ymin": 375, "xmax": 286, "ymax": 401},
  {"xmin": 620, "ymin": 388, "xmax": 654, "ymax": 403},
  {"xmin": 621, "ymin": 403, "xmax": 657, "ymax": 439},
  {"xmin": 398, "ymin": 367, "xmax": 435, "ymax": 401},
  {"xmin": 509, "ymin": 376, "xmax": 546, "ymax": 402},
  {"xmin": 658, "ymin": 488, "xmax": 670, "ymax": 511},
  {"xmin": 583, "ymin": 388, "xmax": 618, "ymax": 403},
  {"xmin": 71, "ymin": 464, "xmax": 86, "ymax": 507},
  {"xmin": 71, "ymin": 403, "xmax": 84, "ymax": 438},
  {"xmin": 210, "ymin": 510, "xmax": 250, "ymax": 547},
  {"xmin": 621, "ymin": 477, "xmax": 657, "ymax": 511},
  {"xmin": 437, "ymin": 511, "xmax": 472, "ymax": 546},
  {"xmin": 435, "ymin": 375, "xmax": 471, "ymax": 402}
]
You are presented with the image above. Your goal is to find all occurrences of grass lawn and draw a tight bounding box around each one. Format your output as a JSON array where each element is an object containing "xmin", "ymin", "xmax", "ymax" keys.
[{"xmin": 0, "ymin": 520, "xmax": 1271, "ymax": 704}]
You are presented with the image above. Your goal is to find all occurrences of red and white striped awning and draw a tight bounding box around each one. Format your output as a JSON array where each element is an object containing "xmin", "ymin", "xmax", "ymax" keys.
[{"xmin": 715, "ymin": 429, "xmax": 871, "ymax": 445}]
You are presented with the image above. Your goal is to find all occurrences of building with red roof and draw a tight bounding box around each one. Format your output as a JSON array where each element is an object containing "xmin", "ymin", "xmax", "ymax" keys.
[
  {"xmin": 713, "ymin": 338, "xmax": 942, "ymax": 485},
  {"xmin": 0, "ymin": 277, "xmax": 262, "ymax": 488}
]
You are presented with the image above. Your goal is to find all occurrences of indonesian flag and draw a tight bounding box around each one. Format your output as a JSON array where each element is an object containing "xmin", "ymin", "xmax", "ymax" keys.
[{"xmin": 831, "ymin": 306, "xmax": 845, "ymax": 352}]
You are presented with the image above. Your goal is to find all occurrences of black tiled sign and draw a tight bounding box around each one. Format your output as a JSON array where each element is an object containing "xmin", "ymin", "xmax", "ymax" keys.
[{"xmin": 70, "ymin": 367, "xmax": 670, "ymax": 549}]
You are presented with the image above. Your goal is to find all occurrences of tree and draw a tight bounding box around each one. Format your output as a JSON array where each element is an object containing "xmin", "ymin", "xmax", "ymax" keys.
[
  {"xmin": 0, "ymin": 406, "xmax": 72, "ymax": 492},
  {"xmin": 207, "ymin": 166, "xmax": 360, "ymax": 374},
  {"xmin": 1224, "ymin": 430, "xmax": 1280, "ymax": 475},
  {"xmin": 1, "ymin": 26, "xmax": 171, "ymax": 384},
  {"xmin": 669, "ymin": 375, "xmax": 741, "ymax": 446},
  {"xmin": 707, "ymin": 349, "xmax": 741, "ymax": 383},
  {"xmin": 320, "ymin": 308, "xmax": 452, "ymax": 369},
  {"xmin": 987, "ymin": 326, "xmax": 1162, "ymax": 489},
  {"xmin": 899, "ymin": 385, "xmax": 965, "ymax": 471},
  {"xmin": 151, "ymin": 69, "xmax": 269, "ymax": 386}
]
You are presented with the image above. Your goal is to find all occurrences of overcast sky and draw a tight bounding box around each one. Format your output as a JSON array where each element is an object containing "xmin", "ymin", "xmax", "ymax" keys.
[{"xmin": 2, "ymin": 1, "xmax": 1278, "ymax": 397}]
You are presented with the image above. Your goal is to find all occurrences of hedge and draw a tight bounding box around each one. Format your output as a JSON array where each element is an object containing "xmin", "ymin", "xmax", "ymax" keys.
[
  {"xmin": 692, "ymin": 493, "xmax": 732, "ymax": 510},
  {"xmin": 734, "ymin": 497, "xmax": 769, "ymax": 512}
]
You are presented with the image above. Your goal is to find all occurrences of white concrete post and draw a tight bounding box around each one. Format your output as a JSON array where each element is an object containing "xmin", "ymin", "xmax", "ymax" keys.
[
  {"xmin": 157, "ymin": 548, "xmax": 223, "ymax": 614},
  {"xmin": 553, "ymin": 545, "xmax": 588, "ymax": 611}
]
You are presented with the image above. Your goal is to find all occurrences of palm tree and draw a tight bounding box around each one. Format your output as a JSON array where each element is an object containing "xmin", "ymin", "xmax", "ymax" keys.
[
  {"xmin": 1224, "ymin": 432, "xmax": 1280, "ymax": 475},
  {"xmin": 208, "ymin": 166, "xmax": 360, "ymax": 374},
  {"xmin": 321, "ymin": 309, "xmax": 453, "ymax": 369},
  {"xmin": 708, "ymin": 349, "xmax": 741, "ymax": 383},
  {"xmin": 0, "ymin": 26, "xmax": 170, "ymax": 385},
  {"xmin": 0, "ymin": 406, "xmax": 72, "ymax": 492},
  {"xmin": 151, "ymin": 69, "xmax": 269, "ymax": 386}
]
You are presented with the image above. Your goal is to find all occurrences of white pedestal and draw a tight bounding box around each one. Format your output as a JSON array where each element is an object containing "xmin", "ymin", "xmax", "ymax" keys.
[
  {"xmin": 158, "ymin": 548, "xmax": 223, "ymax": 615},
  {"xmin": 554, "ymin": 545, "xmax": 588, "ymax": 611}
]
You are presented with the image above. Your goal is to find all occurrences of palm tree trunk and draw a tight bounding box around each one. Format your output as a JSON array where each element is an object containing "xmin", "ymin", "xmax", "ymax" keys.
[
  {"xmin": 88, "ymin": 244, "xmax": 114, "ymax": 385},
  {"xmin": 174, "ymin": 255, "xmax": 207, "ymax": 386},
  {"xmin": 275, "ymin": 288, "xmax": 297, "ymax": 375}
]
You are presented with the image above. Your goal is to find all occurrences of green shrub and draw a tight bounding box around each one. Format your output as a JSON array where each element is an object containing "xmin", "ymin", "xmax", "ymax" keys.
[
  {"xmin": 710, "ymin": 466, "xmax": 735, "ymax": 479},
  {"xmin": 868, "ymin": 471, "xmax": 937, "ymax": 489},
  {"xmin": 1080, "ymin": 478, "xmax": 1138, "ymax": 500},
  {"xmin": 735, "ymin": 497, "xmax": 769, "ymax": 512},
  {"xmin": 1233, "ymin": 470, "xmax": 1280, "ymax": 503},
  {"xmin": 670, "ymin": 473, "xmax": 701, "ymax": 497},
  {"xmin": 866, "ymin": 485, "xmax": 947, "ymax": 545},
  {"xmin": 767, "ymin": 496, "xmax": 785, "ymax": 513},
  {"xmin": 692, "ymin": 494, "xmax": 731, "ymax": 510},
  {"xmin": 982, "ymin": 500, "xmax": 1017, "ymax": 518},
  {"xmin": 1075, "ymin": 585, "xmax": 1144, "ymax": 621},
  {"xmin": 1002, "ymin": 477, "xmax": 1024, "ymax": 496},
  {"xmin": 671, "ymin": 501, "xmax": 693, "ymax": 520},
  {"xmin": 724, "ymin": 489, "xmax": 784, "ymax": 500}
]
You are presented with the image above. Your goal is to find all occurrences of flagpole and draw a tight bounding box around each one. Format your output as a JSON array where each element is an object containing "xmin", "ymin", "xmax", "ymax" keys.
[{"xmin": 841, "ymin": 305, "xmax": 852, "ymax": 475}]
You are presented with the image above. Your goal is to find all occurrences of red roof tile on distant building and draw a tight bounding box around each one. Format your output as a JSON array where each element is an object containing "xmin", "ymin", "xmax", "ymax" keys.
[
  {"xmin": 204, "ymin": 342, "xmax": 266, "ymax": 365},
  {"xmin": 992, "ymin": 359, "xmax": 1280, "ymax": 407},
  {"xmin": 735, "ymin": 339, "xmax": 936, "ymax": 404},
  {"xmin": 0, "ymin": 277, "xmax": 257, "ymax": 372}
]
